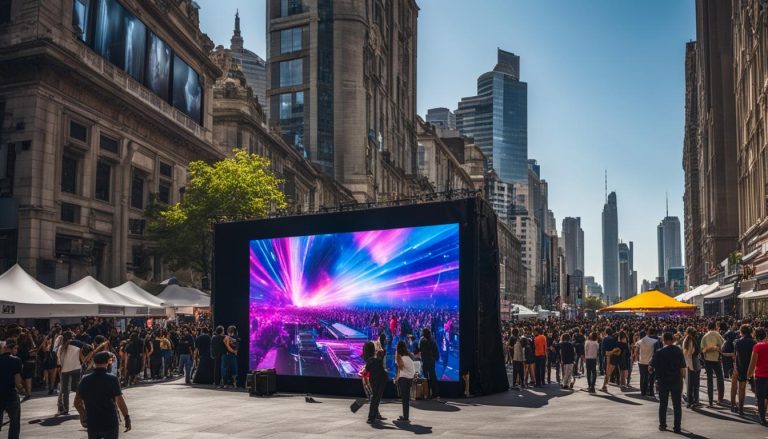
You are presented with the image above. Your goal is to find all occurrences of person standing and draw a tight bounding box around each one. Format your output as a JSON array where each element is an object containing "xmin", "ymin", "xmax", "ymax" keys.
[
  {"xmin": 177, "ymin": 327, "xmax": 196, "ymax": 385},
  {"xmin": 222, "ymin": 326, "xmax": 239, "ymax": 387},
  {"xmin": 57, "ymin": 331, "xmax": 83, "ymax": 415},
  {"xmin": 649, "ymin": 332, "xmax": 686, "ymax": 433},
  {"xmin": 418, "ymin": 328, "xmax": 439, "ymax": 399},
  {"xmin": 75, "ymin": 352, "xmax": 131, "ymax": 439},
  {"xmin": 700, "ymin": 322, "xmax": 725, "ymax": 407},
  {"xmin": 574, "ymin": 329, "xmax": 586, "ymax": 376},
  {"xmin": 560, "ymin": 333, "xmax": 576, "ymax": 389},
  {"xmin": 395, "ymin": 341, "xmax": 415, "ymax": 422},
  {"xmin": 585, "ymin": 332, "xmax": 599, "ymax": 393},
  {"xmin": 364, "ymin": 350, "xmax": 387, "ymax": 424},
  {"xmin": 0, "ymin": 339, "xmax": 23, "ymax": 439},
  {"xmin": 546, "ymin": 330, "xmax": 561, "ymax": 385},
  {"xmin": 748, "ymin": 327, "xmax": 768, "ymax": 425},
  {"xmin": 193, "ymin": 327, "xmax": 213, "ymax": 385},
  {"xmin": 511, "ymin": 329, "xmax": 525, "ymax": 390},
  {"xmin": 158, "ymin": 331, "xmax": 173, "ymax": 379},
  {"xmin": 600, "ymin": 328, "xmax": 620, "ymax": 392},
  {"xmin": 211, "ymin": 326, "xmax": 225, "ymax": 387},
  {"xmin": 636, "ymin": 327, "xmax": 660, "ymax": 398},
  {"xmin": 533, "ymin": 328, "xmax": 547, "ymax": 388},
  {"xmin": 733, "ymin": 324, "xmax": 756, "ymax": 415},
  {"xmin": 682, "ymin": 327, "xmax": 702, "ymax": 408}
]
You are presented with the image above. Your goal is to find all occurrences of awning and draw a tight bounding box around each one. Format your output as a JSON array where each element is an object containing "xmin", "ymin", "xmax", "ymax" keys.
[
  {"xmin": 740, "ymin": 289, "xmax": 768, "ymax": 299},
  {"xmin": 676, "ymin": 284, "xmax": 708, "ymax": 302},
  {"xmin": 742, "ymin": 248, "xmax": 764, "ymax": 264},
  {"xmin": 695, "ymin": 282, "xmax": 720, "ymax": 298},
  {"xmin": 704, "ymin": 285, "xmax": 736, "ymax": 300}
]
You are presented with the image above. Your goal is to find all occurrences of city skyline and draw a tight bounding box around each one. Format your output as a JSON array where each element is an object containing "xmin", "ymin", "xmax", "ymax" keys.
[{"xmin": 196, "ymin": 0, "xmax": 696, "ymax": 289}]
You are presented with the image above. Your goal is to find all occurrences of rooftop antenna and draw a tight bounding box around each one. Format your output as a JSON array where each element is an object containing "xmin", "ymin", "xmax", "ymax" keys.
[
  {"xmin": 666, "ymin": 192, "xmax": 669, "ymax": 217},
  {"xmin": 604, "ymin": 169, "xmax": 607, "ymax": 203}
]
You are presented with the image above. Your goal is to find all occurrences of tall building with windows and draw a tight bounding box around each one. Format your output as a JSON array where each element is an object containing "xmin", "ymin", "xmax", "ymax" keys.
[
  {"xmin": 657, "ymin": 215, "xmax": 682, "ymax": 285},
  {"xmin": 455, "ymin": 49, "xmax": 528, "ymax": 184},
  {"xmin": 425, "ymin": 107, "xmax": 456, "ymax": 130},
  {"xmin": 618, "ymin": 241, "xmax": 635, "ymax": 300},
  {"xmin": 732, "ymin": 2, "xmax": 768, "ymax": 288},
  {"xmin": 602, "ymin": 191, "xmax": 619, "ymax": 303},
  {"xmin": 227, "ymin": 11, "xmax": 268, "ymax": 119},
  {"xmin": 562, "ymin": 217, "xmax": 584, "ymax": 276},
  {"xmin": 682, "ymin": 41, "xmax": 703, "ymax": 288},
  {"xmin": 0, "ymin": 0, "xmax": 222, "ymax": 285},
  {"xmin": 266, "ymin": 0, "xmax": 419, "ymax": 202}
]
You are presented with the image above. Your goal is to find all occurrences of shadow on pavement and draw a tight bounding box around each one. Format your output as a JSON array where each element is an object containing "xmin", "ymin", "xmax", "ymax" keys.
[
  {"xmin": 393, "ymin": 420, "xmax": 433, "ymax": 434},
  {"xmin": 690, "ymin": 407, "xmax": 754, "ymax": 425},
  {"xmin": 411, "ymin": 400, "xmax": 460, "ymax": 412},
  {"xmin": 27, "ymin": 414, "xmax": 80, "ymax": 427},
  {"xmin": 588, "ymin": 392, "xmax": 643, "ymax": 406},
  {"xmin": 443, "ymin": 386, "xmax": 574, "ymax": 409},
  {"xmin": 370, "ymin": 421, "xmax": 397, "ymax": 430}
]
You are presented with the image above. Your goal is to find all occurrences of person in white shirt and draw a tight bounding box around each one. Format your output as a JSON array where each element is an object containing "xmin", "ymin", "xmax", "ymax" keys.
[
  {"xmin": 57, "ymin": 331, "xmax": 83, "ymax": 415},
  {"xmin": 636, "ymin": 327, "xmax": 661, "ymax": 398},
  {"xmin": 585, "ymin": 332, "xmax": 600, "ymax": 392},
  {"xmin": 396, "ymin": 341, "xmax": 415, "ymax": 422}
]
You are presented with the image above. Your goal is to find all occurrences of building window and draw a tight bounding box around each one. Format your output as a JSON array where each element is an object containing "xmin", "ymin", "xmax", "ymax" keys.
[
  {"xmin": 157, "ymin": 180, "xmax": 171, "ymax": 204},
  {"xmin": 69, "ymin": 120, "xmax": 88, "ymax": 143},
  {"xmin": 128, "ymin": 219, "xmax": 146, "ymax": 236},
  {"xmin": 280, "ymin": 27, "xmax": 303, "ymax": 54},
  {"xmin": 130, "ymin": 169, "xmax": 145, "ymax": 209},
  {"xmin": 279, "ymin": 59, "xmax": 303, "ymax": 87},
  {"xmin": 61, "ymin": 155, "xmax": 79, "ymax": 194},
  {"xmin": 0, "ymin": 0, "xmax": 10, "ymax": 24},
  {"xmin": 280, "ymin": 0, "xmax": 304, "ymax": 17},
  {"xmin": 72, "ymin": 0, "xmax": 92, "ymax": 42},
  {"xmin": 94, "ymin": 160, "xmax": 111, "ymax": 202},
  {"xmin": 60, "ymin": 203, "xmax": 80, "ymax": 223},
  {"xmin": 159, "ymin": 162, "xmax": 173, "ymax": 178},
  {"xmin": 279, "ymin": 91, "xmax": 304, "ymax": 120},
  {"xmin": 99, "ymin": 134, "xmax": 119, "ymax": 155}
]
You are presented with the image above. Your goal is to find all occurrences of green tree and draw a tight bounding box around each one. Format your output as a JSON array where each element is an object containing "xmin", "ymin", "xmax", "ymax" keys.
[
  {"xmin": 148, "ymin": 149, "xmax": 286, "ymax": 279},
  {"xmin": 583, "ymin": 295, "xmax": 605, "ymax": 311}
]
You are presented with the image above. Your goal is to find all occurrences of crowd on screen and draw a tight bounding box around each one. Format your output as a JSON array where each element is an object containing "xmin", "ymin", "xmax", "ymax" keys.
[{"xmin": 500, "ymin": 315, "xmax": 768, "ymax": 433}]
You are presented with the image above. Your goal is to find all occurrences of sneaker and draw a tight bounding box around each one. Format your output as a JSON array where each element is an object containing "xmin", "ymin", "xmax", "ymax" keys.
[
  {"xmin": 375, "ymin": 415, "xmax": 387, "ymax": 420},
  {"xmin": 658, "ymin": 425, "xmax": 667, "ymax": 431},
  {"xmin": 366, "ymin": 419, "xmax": 376, "ymax": 424},
  {"xmin": 397, "ymin": 416, "xmax": 410, "ymax": 422}
]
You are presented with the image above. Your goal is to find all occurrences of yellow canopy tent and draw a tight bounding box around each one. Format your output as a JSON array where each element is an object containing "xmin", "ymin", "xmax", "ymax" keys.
[{"xmin": 598, "ymin": 289, "xmax": 697, "ymax": 314}]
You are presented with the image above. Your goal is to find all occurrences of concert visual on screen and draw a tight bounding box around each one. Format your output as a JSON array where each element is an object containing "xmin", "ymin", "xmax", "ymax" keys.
[{"xmin": 248, "ymin": 224, "xmax": 460, "ymax": 382}]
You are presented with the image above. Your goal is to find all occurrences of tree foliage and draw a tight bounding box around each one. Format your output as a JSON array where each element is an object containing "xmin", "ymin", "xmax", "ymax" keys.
[
  {"xmin": 148, "ymin": 149, "xmax": 286, "ymax": 277},
  {"xmin": 583, "ymin": 295, "xmax": 605, "ymax": 311}
]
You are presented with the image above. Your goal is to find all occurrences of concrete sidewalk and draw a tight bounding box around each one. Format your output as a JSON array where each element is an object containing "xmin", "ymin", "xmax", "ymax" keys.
[{"xmin": 12, "ymin": 371, "xmax": 768, "ymax": 438}]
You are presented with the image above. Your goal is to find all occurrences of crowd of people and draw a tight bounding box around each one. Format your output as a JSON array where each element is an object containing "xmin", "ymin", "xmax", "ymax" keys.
[
  {"xmin": 501, "ymin": 315, "xmax": 768, "ymax": 432},
  {"xmin": 0, "ymin": 317, "xmax": 243, "ymax": 438}
]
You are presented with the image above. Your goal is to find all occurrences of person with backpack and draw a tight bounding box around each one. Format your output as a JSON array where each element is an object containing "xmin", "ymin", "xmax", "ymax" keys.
[{"xmin": 418, "ymin": 328, "xmax": 440, "ymax": 399}]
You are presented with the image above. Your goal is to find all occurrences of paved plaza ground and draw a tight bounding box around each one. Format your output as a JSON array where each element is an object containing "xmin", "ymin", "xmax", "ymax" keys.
[{"xmin": 10, "ymin": 370, "xmax": 768, "ymax": 438}]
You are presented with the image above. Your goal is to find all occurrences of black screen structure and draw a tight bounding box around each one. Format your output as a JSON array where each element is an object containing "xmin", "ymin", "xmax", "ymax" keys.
[{"xmin": 213, "ymin": 197, "xmax": 509, "ymax": 398}]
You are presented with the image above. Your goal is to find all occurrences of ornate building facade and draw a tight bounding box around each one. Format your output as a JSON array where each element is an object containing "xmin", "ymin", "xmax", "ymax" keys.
[
  {"xmin": 0, "ymin": 0, "xmax": 222, "ymax": 286},
  {"xmin": 683, "ymin": 41, "xmax": 703, "ymax": 287},
  {"xmin": 732, "ymin": 0, "xmax": 768, "ymax": 290}
]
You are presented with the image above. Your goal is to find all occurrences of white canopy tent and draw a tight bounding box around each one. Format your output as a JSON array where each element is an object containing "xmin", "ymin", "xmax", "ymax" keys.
[
  {"xmin": 158, "ymin": 284, "xmax": 211, "ymax": 308},
  {"xmin": 510, "ymin": 304, "xmax": 538, "ymax": 320},
  {"xmin": 58, "ymin": 276, "xmax": 149, "ymax": 317},
  {"xmin": 113, "ymin": 281, "xmax": 165, "ymax": 306},
  {"xmin": 0, "ymin": 264, "xmax": 99, "ymax": 318}
]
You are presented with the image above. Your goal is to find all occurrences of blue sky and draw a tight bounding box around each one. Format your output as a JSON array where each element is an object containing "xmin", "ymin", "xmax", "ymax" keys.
[{"xmin": 197, "ymin": 0, "xmax": 696, "ymax": 290}]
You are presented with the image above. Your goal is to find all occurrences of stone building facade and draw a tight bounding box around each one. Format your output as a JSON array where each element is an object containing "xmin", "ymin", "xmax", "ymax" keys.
[
  {"xmin": 209, "ymin": 46, "xmax": 354, "ymax": 214},
  {"xmin": 266, "ymin": 0, "xmax": 420, "ymax": 202},
  {"xmin": 0, "ymin": 0, "xmax": 223, "ymax": 286},
  {"xmin": 415, "ymin": 118, "xmax": 474, "ymax": 194},
  {"xmin": 732, "ymin": 0, "xmax": 768, "ymax": 288},
  {"xmin": 682, "ymin": 41, "xmax": 703, "ymax": 288}
]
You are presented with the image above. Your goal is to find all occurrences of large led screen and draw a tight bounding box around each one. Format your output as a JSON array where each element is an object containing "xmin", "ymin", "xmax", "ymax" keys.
[
  {"xmin": 146, "ymin": 33, "xmax": 171, "ymax": 101},
  {"xmin": 248, "ymin": 224, "xmax": 460, "ymax": 381},
  {"xmin": 172, "ymin": 55, "xmax": 202, "ymax": 124}
]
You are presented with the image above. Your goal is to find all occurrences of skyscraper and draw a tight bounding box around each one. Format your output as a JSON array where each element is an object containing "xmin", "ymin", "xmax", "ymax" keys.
[
  {"xmin": 657, "ymin": 215, "xmax": 682, "ymax": 285},
  {"xmin": 456, "ymin": 49, "xmax": 528, "ymax": 184},
  {"xmin": 562, "ymin": 217, "xmax": 584, "ymax": 276},
  {"xmin": 228, "ymin": 11, "xmax": 267, "ymax": 118},
  {"xmin": 602, "ymin": 191, "xmax": 619, "ymax": 303},
  {"xmin": 426, "ymin": 107, "xmax": 456, "ymax": 130},
  {"xmin": 618, "ymin": 241, "xmax": 635, "ymax": 301},
  {"xmin": 266, "ymin": 0, "xmax": 419, "ymax": 201}
]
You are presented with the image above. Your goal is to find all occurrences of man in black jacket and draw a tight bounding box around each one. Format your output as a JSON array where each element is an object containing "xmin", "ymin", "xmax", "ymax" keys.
[
  {"xmin": 0, "ymin": 339, "xmax": 23, "ymax": 439},
  {"xmin": 418, "ymin": 328, "xmax": 440, "ymax": 399},
  {"xmin": 364, "ymin": 350, "xmax": 388, "ymax": 424},
  {"xmin": 649, "ymin": 332, "xmax": 686, "ymax": 433},
  {"xmin": 211, "ymin": 326, "xmax": 226, "ymax": 388}
]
